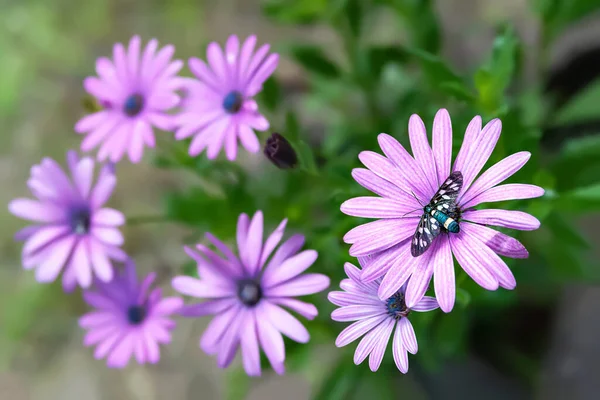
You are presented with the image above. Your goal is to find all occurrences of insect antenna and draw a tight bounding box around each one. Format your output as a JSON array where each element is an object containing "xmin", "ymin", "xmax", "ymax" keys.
[
  {"xmin": 410, "ymin": 190, "xmax": 425, "ymax": 207},
  {"xmin": 401, "ymin": 207, "xmax": 422, "ymax": 218}
]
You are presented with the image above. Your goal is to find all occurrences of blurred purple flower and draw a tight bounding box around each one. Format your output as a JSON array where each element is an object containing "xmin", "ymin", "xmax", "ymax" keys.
[
  {"xmin": 8, "ymin": 151, "xmax": 127, "ymax": 290},
  {"xmin": 75, "ymin": 35, "xmax": 184, "ymax": 163},
  {"xmin": 174, "ymin": 35, "xmax": 278, "ymax": 160},
  {"xmin": 172, "ymin": 211, "xmax": 329, "ymax": 376},
  {"xmin": 80, "ymin": 261, "xmax": 183, "ymax": 368},
  {"xmin": 341, "ymin": 109, "xmax": 545, "ymax": 313},
  {"xmin": 328, "ymin": 259, "xmax": 439, "ymax": 373}
]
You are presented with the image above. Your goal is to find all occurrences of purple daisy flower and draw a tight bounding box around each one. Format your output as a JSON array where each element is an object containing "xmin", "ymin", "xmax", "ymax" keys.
[
  {"xmin": 75, "ymin": 35, "xmax": 184, "ymax": 163},
  {"xmin": 172, "ymin": 211, "xmax": 329, "ymax": 376},
  {"xmin": 8, "ymin": 151, "xmax": 127, "ymax": 290},
  {"xmin": 79, "ymin": 261, "xmax": 183, "ymax": 368},
  {"xmin": 328, "ymin": 260, "xmax": 439, "ymax": 373},
  {"xmin": 341, "ymin": 109, "xmax": 545, "ymax": 313},
  {"xmin": 174, "ymin": 35, "xmax": 278, "ymax": 160}
]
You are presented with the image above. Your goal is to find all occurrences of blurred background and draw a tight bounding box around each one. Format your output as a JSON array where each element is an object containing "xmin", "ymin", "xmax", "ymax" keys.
[{"xmin": 1, "ymin": 0, "xmax": 600, "ymax": 399}]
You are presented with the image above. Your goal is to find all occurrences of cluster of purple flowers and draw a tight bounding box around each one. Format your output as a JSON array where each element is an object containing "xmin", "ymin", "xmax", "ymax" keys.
[{"xmin": 9, "ymin": 35, "xmax": 543, "ymax": 375}]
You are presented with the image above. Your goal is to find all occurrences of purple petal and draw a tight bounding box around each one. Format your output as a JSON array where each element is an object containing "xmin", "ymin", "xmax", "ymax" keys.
[
  {"xmin": 246, "ymin": 53, "xmax": 279, "ymax": 96},
  {"xmin": 255, "ymin": 307, "xmax": 286, "ymax": 368},
  {"xmin": 259, "ymin": 219, "xmax": 287, "ymax": 269},
  {"xmin": 354, "ymin": 319, "xmax": 388, "ymax": 365},
  {"xmin": 179, "ymin": 298, "xmax": 236, "ymax": 317},
  {"xmin": 452, "ymin": 116, "xmax": 481, "ymax": 174},
  {"xmin": 127, "ymin": 121, "xmax": 146, "ymax": 163},
  {"xmin": 269, "ymin": 297, "xmax": 318, "ymax": 320},
  {"xmin": 462, "ymin": 184, "xmax": 545, "ymax": 208},
  {"xmin": 357, "ymin": 151, "xmax": 420, "ymax": 205},
  {"xmin": 238, "ymin": 123, "xmax": 261, "ymax": 153},
  {"xmin": 204, "ymin": 233, "xmax": 243, "ymax": 276},
  {"xmin": 264, "ymin": 234, "xmax": 305, "ymax": 271},
  {"xmin": 377, "ymin": 243, "xmax": 420, "ymax": 300},
  {"xmin": 460, "ymin": 118, "xmax": 502, "ymax": 193},
  {"xmin": 392, "ymin": 322, "xmax": 409, "ymax": 373},
  {"xmin": 335, "ymin": 314, "xmax": 388, "ymax": 347},
  {"xmin": 22, "ymin": 225, "xmax": 69, "ymax": 256},
  {"xmin": 328, "ymin": 291, "xmax": 381, "ymax": 307},
  {"xmin": 73, "ymin": 157, "xmax": 95, "ymax": 198},
  {"xmin": 14, "ymin": 225, "xmax": 40, "ymax": 241},
  {"xmin": 75, "ymin": 111, "xmax": 111, "ymax": 133},
  {"xmin": 171, "ymin": 276, "xmax": 235, "ymax": 298},
  {"xmin": 343, "ymin": 262, "xmax": 378, "ymax": 292},
  {"xmin": 142, "ymin": 330, "xmax": 160, "ymax": 364},
  {"xmin": 399, "ymin": 317, "xmax": 418, "ymax": 354},
  {"xmin": 206, "ymin": 41, "xmax": 229, "ymax": 85},
  {"xmin": 449, "ymin": 233, "xmax": 499, "ymax": 290},
  {"xmin": 411, "ymin": 296, "xmax": 439, "ymax": 312},
  {"xmin": 72, "ymin": 240, "xmax": 93, "ymax": 288},
  {"xmin": 90, "ymin": 174, "xmax": 116, "ymax": 209},
  {"xmin": 461, "ymin": 222, "xmax": 528, "ymax": 258},
  {"xmin": 262, "ymin": 250, "xmax": 318, "ymax": 288},
  {"xmin": 192, "ymin": 244, "xmax": 238, "ymax": 284},
  {"xmin": 200, "ymin": 305, "xmax": 240, "ymax": 355},
  {"xmin": 361, "ymin": 242, "xmax": 407, "ymax": 283},
  {"xmin": 240, "ymin": 311, "xmax": 261, "ymax": 376},
  {"xmin": 264, "ymin": 273, "xmax": 329, "ymax": 297},
  {"xmin": 345, "ymin": 218, "xmax": 419, "ymax": 256},
  {"xmin": 331, "ymin": 305, "xmax": 386, "ymax": 322},
  {"xmin": 261, "ymin": 301, "xmax": 310, "ymax": 343},
  {"xmin": 79, "ymin": 311, "xmax": 115, "ymax": 329},
  {"xmin": 463, "ymin": 209, "xmax": 541, "ymax": 231},
  {"xmin": 224, "ymin": 123, "xmax": 238, "ymax": 161},
  {"xmin": 432, "ymin": 238, "xmax": 455, "ymax": 313},
  {"xmin": 432, "ymin": 109, "xmax": 453, "ymax": 184},
  {"xmin": 205, "ymin": 118, "xmax": 230, "ymax": 160},
  {"xmin": 107, "ymin": 333, "xmax": 135, "ymax": 368},
  {"xmin": 341, "ymin": 197, "xmax": 418, "ymax": 218},
  {"xmin": 153, "ymin": 297, "xmax": 184, "ymax": 317},
  {"xmin": 461, "ymin": 228, "xmax": 516, "ymax": 290},
  {"xmin": 9, "ymin": 199, "xmax": 65, "ymax": 223},
  {"xmin": 93, "ymin": 208, "xmax": 125, "ymax": 227},
  {"xmin": 368, "ymin": 318, "xmax": 395, "ymax": 372},
  {"xmin": 460, "ymin": 151, "xmax": 531, "ymax": 204},
  {"xmin": 34, "ymin": 235, "xmax": 76, "ymax": 283},
  {"xmin": 378, "ymin": 134, "xmax": 432, "ymax": 201},
  {"xmin": 88, "ymin": 239, "xmax": 114, "ymax": 282},
  {"xmin": 406, "ymin": 115, "xmax": 438, "ymax": 195},
  {"xmin": 404, "ymin": 247, "xmax": 435, "ymax": 308},
  {"xmin": 242, "ymin": 42, "xmax": 270, "ymax": 87},
  {"xmin": 351, "ymin": 168, "xmax": 412, "ymax": 203},
  {"xmin": 242, "ymin": 211, "xmax": 264, "ymax": 276},
  {"xmin": 236, "ymin": 213, "xmax": 250, "ymax": 262},
  {"xmin": 92, "ymin": 227, "xmax": 124, "ymax": 246},
  {"xmin": 216, "ymin": 308, "xmax": 244, "ymax": 368},
  {"xmin": 237, "ymin": 36, "xmax": 257, "ymax": 85},
  {"xmin": 188, "ymin": 57, "xmax": 220, "ymax": 92}
]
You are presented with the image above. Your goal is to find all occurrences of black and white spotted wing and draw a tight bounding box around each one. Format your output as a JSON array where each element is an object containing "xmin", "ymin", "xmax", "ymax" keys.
[
  {"xmin": 430, "ymin": 171, "xmax": 463, "ymax": 210},
  {"xmin": 411, "ymin": 214, "xmax": 441, "ymax": 257}
]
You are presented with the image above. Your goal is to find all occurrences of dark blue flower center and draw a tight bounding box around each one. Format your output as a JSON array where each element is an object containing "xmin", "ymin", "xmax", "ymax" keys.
[
  {"xmin": 127, "ymin": 305, "xmax": 147, "ymax": 325},
  {"xmin": 123, "ymin": 93, "xmax": 144, "ymax": 117},
  {"xmin": 386, "ymin": 291, "xmax": 410, "ymax": 320},
  {"xmin": 237, "ymin": 279, "xmax": 262, "ymax": 307},
  {"xmin": 69, "ymin": 207, "xmax": 91, "ymax": 235},
  {"xmin": 222, "ymin": 91, "xmax": 243, "ymax": 114}
]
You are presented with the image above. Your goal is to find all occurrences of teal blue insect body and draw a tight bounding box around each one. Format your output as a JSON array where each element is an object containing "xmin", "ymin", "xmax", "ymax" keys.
[{"xmin": 424, "ymin": 205, "xmax": 460, "ymax": 233}]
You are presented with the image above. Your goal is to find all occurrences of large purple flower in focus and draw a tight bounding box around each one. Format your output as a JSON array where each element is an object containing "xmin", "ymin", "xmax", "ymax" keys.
[
  {"xmin": 8, "ymin": 151, "xmax": 127, "ymax": 290},
  {"xmin": 174, "ymin": 35, "xmax": 278, "ymax": 160},
  {"xmin": 341, "ymin": 109, "xmax": 544, "ymax": 312},
  {"xmin": 172, "ymin": 211, "xmax": 329, "ymax": 376},
  {"xmin": 329, "ymin": 259, "xmax": 439, "ymax": 373},
  {"xmin": 80, "ymin": 261, "xmax": 183, "ymax": 368},
  {"xmin": 75, "ymin": 36, "xmax": 184, "ymax": 163}
]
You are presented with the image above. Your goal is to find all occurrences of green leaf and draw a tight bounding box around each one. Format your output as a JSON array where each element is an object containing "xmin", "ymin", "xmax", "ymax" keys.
[
  {"xmin": 439, "ymin": 81, "xmax": 477, "ymax": 103},
  {"xmin": 474, "ymin": 25, "xmax": 520, "ymax": 113},
  {"xmin": 284, "ymin": 110, "xmax": 301, "ymax": 142},
  {"xmin": 366, "ymin": 45, "xmax": 409, "ymax": 79},
  {"xmin": 384, "ymin": 0, "xmax": 441, "ymax": 53},
  {"xmin": 341, "ymin": 0, "xmax": 362, "ymax": 37},
  {"xmin": 293, "ymin": 140, "xmax": 319, "ymax": 174},
  {"xmin": 257, "ymin": 75, "xmax": 282, "ymax": 112},
  {"xmin": 224, "ymin": 366, "xmax": 251, "ymax": 400},
  {"xmin": 535, "ymin": 0, "xmax": 600, "ymax": 39},
  {"xmin": 553, "ymin": 79, "xmax": 600, "ymax": 125},
  {"xmin": 408, "ymin": 48, "xmax": 463, "ymax": 84},
  {"xmin": 455, "ymin": 288, "xmax": 471, "ymax": 308},
  {"xmin": 289, "ymin": 45, "xmax": 341, "ymax": 78},
  {"xmin": 434, "ymin": 309, "xmax": 468, "ymax": 357},
  {"xmin": 261, "ymin": 0, "xmax": 329, "ymax": 24},
  {"xmin": 544, "ymin": 212, "xmax": 590, "ymax": 249},
  {"xmin": 312, "ymin": 357, "xmax": 361, "ymax": 400},
  {"xmin": 557, "ymin": 182, "xmax": 600, "ymax": 213}
]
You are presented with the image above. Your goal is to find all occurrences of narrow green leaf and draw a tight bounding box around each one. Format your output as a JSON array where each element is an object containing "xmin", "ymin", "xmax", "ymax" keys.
[
  {"xmin": 408, "ymin": 48, "xmax": 463, "ymax": 84},
  {"xmin": 455, "ymin": 288, "xmax": 471, "ymax": 308},
  {"xmin": 284, "ymin": 111, "xmax": 301, "ymax": 142},
  {"xmin": 553, "ymin": 79, "xmax": 600, "ymax": 125},
  {"xmin": 558, "ymin": 182, "xmax": 600, "ymax": 213},
  {"xmin": 261, "ymin": 0, "xmax": 329, "ymax": 24},
  {"xmin": 224, "ymin": 366, "xmax": 252, "ymax": 400},
  {"xmin": 342, "ymin": 0, "xmax": 362, "ymax": 37},
  {"xmin": 367, "ymin": 45, "xmax": 409, "ymax": 79},
  {"xmin": 289, "ymin": 45, "xmax": 341, "ymax": 78},
  {"xmin": 312, "ymin": 357, "xmax": 361, "ymax": 400},
  {"xmin": 293, "ymin": 140, "xmax": 319, "ymax": 174},
  {"xmin": 257, "ymin": 76, "xmax": 282, "ymax": 112},
  {"xmin": 544, "ymin": 212, "xmax": 591, "ymax": 249},
  {"xmin": 536, "ymin": 0, "xmax": 600, "ymax": 39}
]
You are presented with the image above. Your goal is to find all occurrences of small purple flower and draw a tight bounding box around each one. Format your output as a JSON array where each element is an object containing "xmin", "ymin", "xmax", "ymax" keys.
[
  {"xmin": 174, "ymin": 35, "xmax": 278, "ymax": 160},
  {"xmin": 79, "ymin": 261, "xmax": 183, "ymax": 368},
  {"xmin": 341, "ymin": 109, "xmax": 545, "ymax": 313},
  {"xmin": 8, "ymin": 151, "xmax": 127, "ymax": 290},
  {"xmin": 329, "ymin": 260, "xmax": 439, "ymax": 373},
  {"xmin": 75, "ymin": 35, "xmax": 184, "ymax": 163},
  {"xmin": 172, "ymin": 211, "xmax": 329, "ymax": 376}
]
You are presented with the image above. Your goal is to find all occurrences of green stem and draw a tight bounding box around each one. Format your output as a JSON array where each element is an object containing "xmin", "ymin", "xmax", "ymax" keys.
[{"xmin": 126, "ymin": 215, "xmax": 169, "ymax": 225}]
